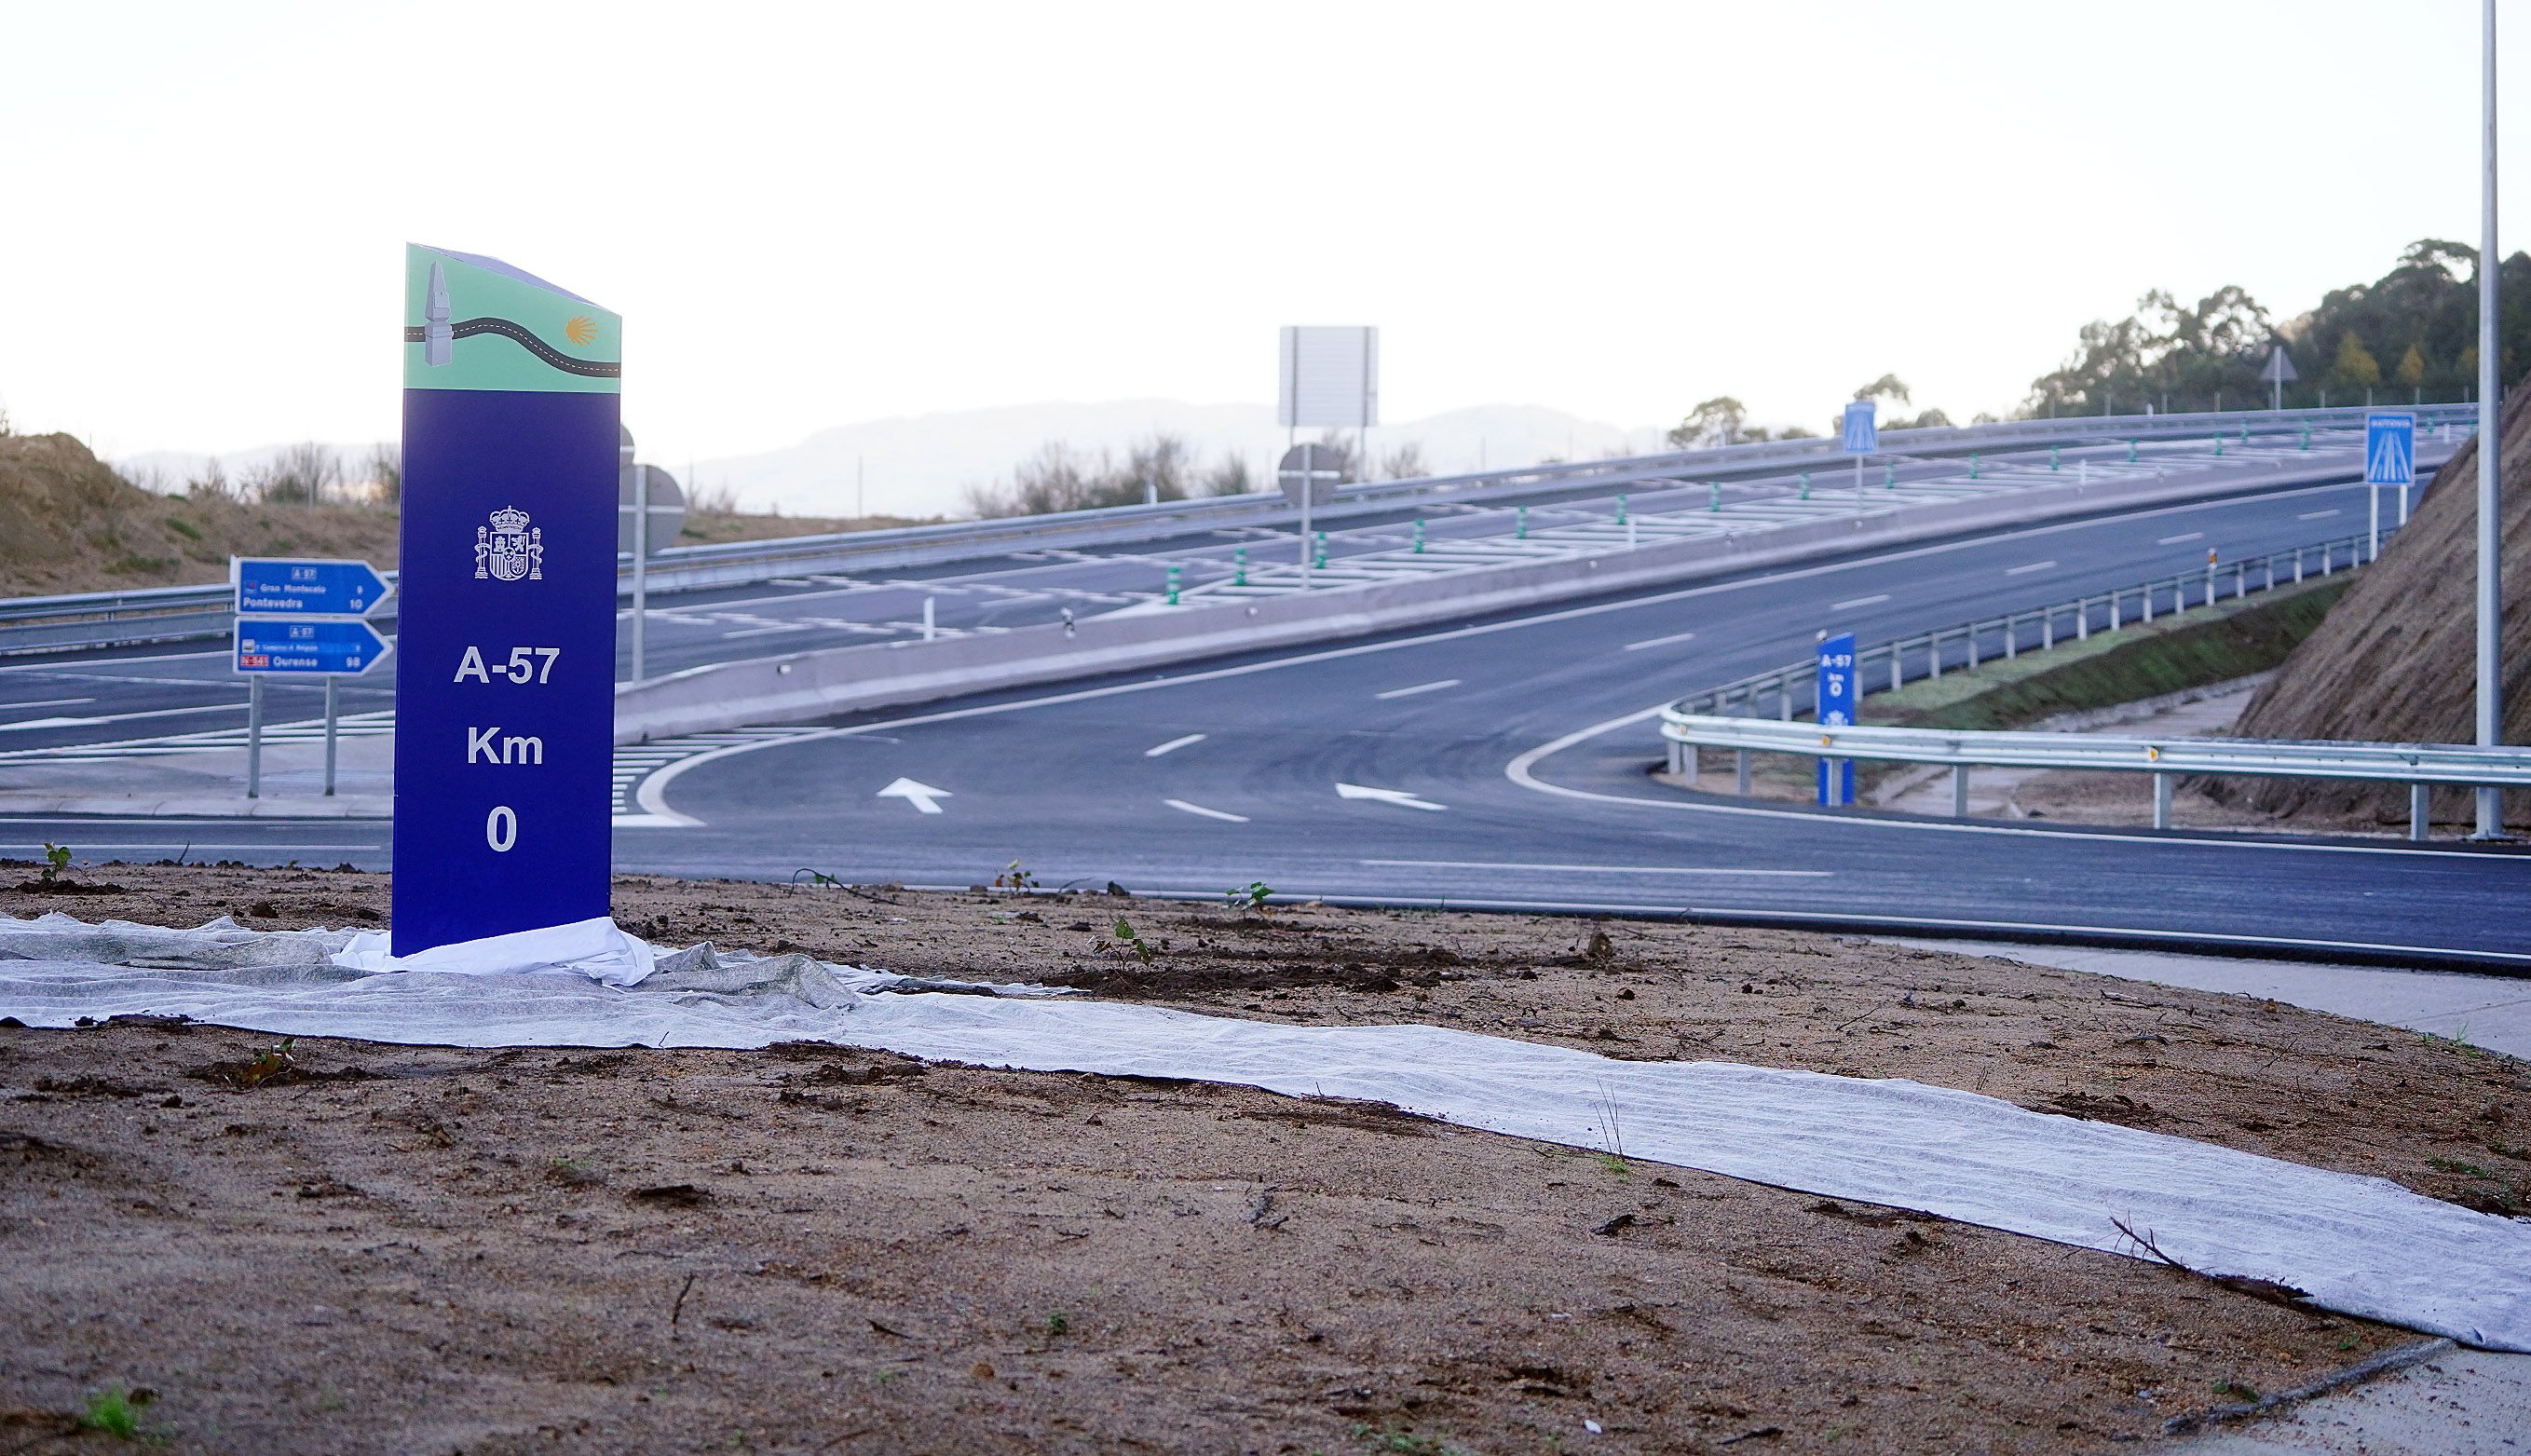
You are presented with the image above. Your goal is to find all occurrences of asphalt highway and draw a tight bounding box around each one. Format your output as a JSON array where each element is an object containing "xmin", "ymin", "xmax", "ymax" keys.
[
  {"xmin": 7, "ymin": 470, "xmax": 2519, "ymax": 970},
  {"xmin": 0, "ymin": 429, "xmax": 2413, "ymax": 763}
]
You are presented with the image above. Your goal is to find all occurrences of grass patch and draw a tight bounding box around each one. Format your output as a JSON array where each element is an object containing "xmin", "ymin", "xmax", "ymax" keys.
[{"xmin": 1861, "ymin": 578, "xmax": 2347, "ymax": 734}]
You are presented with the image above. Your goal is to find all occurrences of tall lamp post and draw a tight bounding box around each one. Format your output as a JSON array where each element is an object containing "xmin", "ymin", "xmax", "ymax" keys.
[{"xmin": 2476, "ymin": 0, "xmax": 2506, "ymax": 837}]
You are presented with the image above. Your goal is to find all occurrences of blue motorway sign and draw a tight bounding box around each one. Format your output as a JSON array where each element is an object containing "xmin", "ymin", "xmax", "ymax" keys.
[
  {"xmin": 1842, "ymin": 401, "xmax": 1877, "ymax": 454},
  {"xmin": 1816, "ymin": 631, "xmax": 1857, "ymax": 807},
  {"xmin": 235, "ymin": 557, "xmax": 388, "ymax": 617},
  {"xmin": 235, "ymin": 616, "xmax": 389, "ymax": 675},
  {"xmin": 2365, "ymin": 411, "xmax": 2415, "ymax": 487},
  {"xmin": 390, "ymin": 244, "xmax": 622, "ymax": 957}
]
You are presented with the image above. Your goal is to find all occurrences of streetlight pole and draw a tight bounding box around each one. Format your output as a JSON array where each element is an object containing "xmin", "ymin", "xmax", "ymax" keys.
[{"xmin": 2475, "ymin": 0, "xmax": 2505, "ymax": 837}]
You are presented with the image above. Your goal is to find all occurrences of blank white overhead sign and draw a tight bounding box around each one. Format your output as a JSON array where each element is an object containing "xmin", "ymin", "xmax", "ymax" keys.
[{"xmin": 1278, "ymin": 325, "xmax": 1379, "ymax": 429}]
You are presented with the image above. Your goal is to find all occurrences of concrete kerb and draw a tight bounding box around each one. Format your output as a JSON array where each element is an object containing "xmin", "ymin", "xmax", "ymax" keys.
[{"xmin": 612, "ymin": 462, "xmax": 2383, "ymax": 744}]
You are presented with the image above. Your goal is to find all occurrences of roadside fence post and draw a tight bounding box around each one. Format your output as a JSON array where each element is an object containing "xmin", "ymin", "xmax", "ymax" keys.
[
  {"xmin": 1735, "ymin": 749, "xmax": 1751, "ymax": 796},
  {"xmin": 1953, "ymin": 765, "xmax": 1970, "ymax": 818},
  {"xmin": 2153, "ymin": 773, "xmax": 2172, "ymax": 830},
  {"xmin": 923, "ymin": 595, "xmax": 937, "ymax": 641},
  {"xmin": 2411, "ymin": 784, "xmax": 2430, "ymax": 843}
]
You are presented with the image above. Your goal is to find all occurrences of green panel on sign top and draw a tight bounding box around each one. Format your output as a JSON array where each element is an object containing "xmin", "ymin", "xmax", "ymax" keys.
[{"xmin": 402, "ymin": 244, "xmax": 621, "ymax": 394}]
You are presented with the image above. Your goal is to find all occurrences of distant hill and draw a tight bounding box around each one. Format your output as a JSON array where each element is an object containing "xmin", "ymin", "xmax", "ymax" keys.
[
  {"xmin": 687, "ymin": 401, "xmax": 1676, "ymax": 519},
  {"xmin": 2211, "ymin": 390, "xmax": 2530, "ymax": 827}
]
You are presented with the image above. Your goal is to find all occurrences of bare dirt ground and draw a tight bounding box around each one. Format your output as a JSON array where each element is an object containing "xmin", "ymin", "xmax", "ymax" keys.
[{"xmin": 4, "ymin": 864, "xmax": 2526, "ymax": 1453}]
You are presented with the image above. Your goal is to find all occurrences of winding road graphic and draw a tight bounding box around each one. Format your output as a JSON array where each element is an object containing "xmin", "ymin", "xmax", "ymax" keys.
[{"xmin": 401, "ymin": 319, "xmax": 619, "ymax": 378}]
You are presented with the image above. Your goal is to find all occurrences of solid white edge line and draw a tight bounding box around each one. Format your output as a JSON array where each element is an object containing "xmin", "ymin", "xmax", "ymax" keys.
[
  {"xmin": 632, "ymin": 477, "xmax": 2391, "ymax": 825},
  {"xmin": 1163, "ymin": 798, "xmax": 1250, "ymax": 823},
  {"xmin": 2003, "ymin": 561, "xmax": 2057, "ymax": 576},
  {"xmin": 1830, "ymin": 593, "xmax": 1891, "ymax": 610},
  {"xmin": 1363, "ymin": 858, "xmax": 1829, "ymax": 878},
  {"xmin": 1374, "ymin": 678, "xmax": 1462, "ymax": 701},
  {"xmin": 1144, "ymin": 733, "xmax": 1207, "ymax": 757},
  {"xmin": 2297, "ymin": 510, "xmax": 2341, "ymax": 520},
  {"xmin": 2157, "ymin": 532, "xmax": 2206, "ymax": 544}
]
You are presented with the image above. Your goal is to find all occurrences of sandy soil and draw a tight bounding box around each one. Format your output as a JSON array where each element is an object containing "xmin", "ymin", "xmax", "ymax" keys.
[{"xmin": 4, "ymin": 864, "xmax": 2526, "ymax": 1454}]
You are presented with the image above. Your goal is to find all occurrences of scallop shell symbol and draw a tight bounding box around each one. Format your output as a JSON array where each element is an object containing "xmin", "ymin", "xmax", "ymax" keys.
[{"xmin": 563, "ymin": 315, "xmax": 598, "ymax": 347}]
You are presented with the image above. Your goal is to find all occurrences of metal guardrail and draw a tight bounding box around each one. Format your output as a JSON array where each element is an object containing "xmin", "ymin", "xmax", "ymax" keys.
[
  {"xmin": 1671, "ymin": 530, "xmax": 2383, "ymax": 725},
  {"xmin": 3, "ymin": 403, "xmax": 2474, "ymax": 657},
  {"xmin": 1658, "ymin": 714, "xmax": 2531, "ymax": 840},
  {"xmin": 1653, "ymin": 526, "xmax": 2531, "ymax": 840}
]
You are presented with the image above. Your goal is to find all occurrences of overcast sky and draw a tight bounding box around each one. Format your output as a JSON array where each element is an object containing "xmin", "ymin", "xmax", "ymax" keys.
[{"xmin": 3, "ymin": 1, "xmax": 2522, "ymax": 470}]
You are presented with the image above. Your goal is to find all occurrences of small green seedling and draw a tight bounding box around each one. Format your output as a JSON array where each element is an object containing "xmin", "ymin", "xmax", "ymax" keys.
[
  {"xmin": 1044, "ymin": 1311, "xmax": 1069, "ymax": 1337},
  {"xmin": 993, "ymin": 859, "xmax": 1040, "ymax": 892},
  {"xmin": 239, "ymin": 1037, "xmax": 297, "ymax": 1089},
  {"xmin": 40, "ymin": 842, "xmax": 71, "ymax": 884},
  {"xmin": 791, "ymin": 868, "xmax": 843, "ymax": 891},
  {"xmin": 1103, "ymin": 917, "xmax": 1152, "ymax": 964},
  {"xmin": 1226, "ymin": 881, "xmax": 1273, "ymax": 915}
]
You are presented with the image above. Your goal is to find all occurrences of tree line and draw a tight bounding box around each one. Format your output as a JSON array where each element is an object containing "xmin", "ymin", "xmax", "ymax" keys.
[{"xmin": 2021, "ymin": 240, "xmax": 2530, "ymax": 416}]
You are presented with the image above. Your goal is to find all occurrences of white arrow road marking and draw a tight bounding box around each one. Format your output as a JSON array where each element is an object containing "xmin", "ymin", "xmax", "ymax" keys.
[
  {"xmin": 1374, "ymin": 678, "xmax": 1461, "ymax": 701},
  {"xmin": 1623, "ymin": 630, "xmax": 1697, "ymax": 651},
  {"xmin": 1336, "ymin": 782, "xmax": 1447, "ymax": 812},
  {"xmin": 2157, "ymin": 531, "xmax": 2204, "ymax": 545},
  {"xmin": 1831, "ymin": 593, "xmax": 1890, "ymax": 611},
  {"xmin": 1145, "ymin": 733, "xmax": 1207, "ymax": 757},
  {"xmin": 2004, "ymin": 560, "xmax": 2056, "ymax": 576},
  {"xmin": 1163, "ymin": 798, "xmax": 1248, "ymax": 823},
  {"xmin": 877, "ymin": 777, "xmax": 952, "ymax": 814}
]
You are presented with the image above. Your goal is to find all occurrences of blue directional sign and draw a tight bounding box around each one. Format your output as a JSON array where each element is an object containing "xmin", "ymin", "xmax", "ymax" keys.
[
  {"xmin": 1842, "ymin": 401, "xmax": 1878, "ymax": 455},
  {"xmin": 391, "ymin": 244, "xmax": 622, "ymax": 957},
  {"xmin": 1816, "ymin": 631, "xmax": 1857, "ymax": 807},
  {"xmin": 235, "ymin": 557, "xmax": 388, "ymax": 617},
  {"xmin": 235, "ymin": 616, "xmax": 389, "ymax": 675},
  {"xmin": 2365, "ymin": 411, "xmax": 2415, "ymax": 487}
]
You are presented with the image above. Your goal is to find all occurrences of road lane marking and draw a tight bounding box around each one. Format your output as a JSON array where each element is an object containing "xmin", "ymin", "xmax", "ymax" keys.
[
  {"xmin": 2004, "ymin": 561, "xmax": 2056, "ymax": 577},
  {"xmin": 0, "ymin": 698, "xmax": 96, "ymax": 713},
  {"xmin": 2157, "ymin": 532, "xmax": 2205, "ymax": 544},
  {"xmin": 1364, "ymin": 858, "xmax": 1828, "ymax": 878},
  {"xmin": 2298, "ymin": 510, "xmax": 2340, "ymax": 520},
  {"xmin": 630, "ymin": 480, "xmax": 2394, "ymax": 823},
  {"xmin": 1164, "ymin": 798, "xmax": 1248, "ymax": 823},
  {"xmin": 1375, "ymin": 678, "xmax": 1462, "ymax": 701},
  {"xmin": 876, "ymin": 777, "xmax": 951, "ymax": 813},
  {"xmin": 0, "ymin": 701, "xmax": 240, "ymax": 731},
  {"xmin": 1831, "ymin": 594, "xmax": 1890, "ymax": 611},
  {"xmin": 1623, "ymin": 631, "xmax": 1698, "ymax": 652},
  {"xmin": 1145, "ymin": 733, "xmax": 1206, "ymax": 757},
  {"xmin": 1336, "ymin": 782, "xmax": 1447, "ymax": 812}
]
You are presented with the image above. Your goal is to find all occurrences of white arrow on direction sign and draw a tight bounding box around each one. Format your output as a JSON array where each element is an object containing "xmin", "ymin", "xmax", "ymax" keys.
[
  {"xmin": 878, "ymin": 777, "xmax": 952, "ymax": 814},
  {"xmin": 1336, "ymin": 782, "xmax": 1447, "ymax": 812}
]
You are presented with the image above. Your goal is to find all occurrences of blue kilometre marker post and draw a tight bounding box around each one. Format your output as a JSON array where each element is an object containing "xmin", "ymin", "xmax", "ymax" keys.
[
  {"xmin": 392, "ymin": 246, "xmax": 621, "ymax": 956},
  {"xmin": 1816, "ymin": 632, "xmax": 1857, "ymax": 808}
]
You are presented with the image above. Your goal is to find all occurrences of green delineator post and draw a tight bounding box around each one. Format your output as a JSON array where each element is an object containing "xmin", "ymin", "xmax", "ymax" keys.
[
  {"xmin": 1412, "ymin": 519, "xmax": 1425, "ymax": 553},
  {"xmin": 1165, "ymin": 564, "xmax": 1179, "ymax": 606},
  {"xmin": 1313, "ymin": 532, "xmax": 1327, "ymax": 569},
  {"xmin": 1232, "ymin": 548, "xmax": 1246, "ymax": 586},
  {"xmin": 1799, "ymin": 471, "xmax": 1810, "ymax": 500},
  {"xmin": 1516, "ymin": 506, "xmax": 1527, "ymax": 538}
]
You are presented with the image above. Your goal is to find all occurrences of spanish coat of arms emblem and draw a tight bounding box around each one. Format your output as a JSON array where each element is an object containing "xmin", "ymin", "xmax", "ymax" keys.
[{"xmin": 474, "ymin": 507, "xmax": 544, "ymax": 582}]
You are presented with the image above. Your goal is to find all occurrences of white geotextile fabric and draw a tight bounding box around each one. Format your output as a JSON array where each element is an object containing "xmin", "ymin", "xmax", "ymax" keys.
[
  {"xmin": 3, "ymin": 915, "xmax": 2527, "ymax": 1353},
  {"xmin": 331, "ymin": 916, "xmax": 655, "ymax": 986}
]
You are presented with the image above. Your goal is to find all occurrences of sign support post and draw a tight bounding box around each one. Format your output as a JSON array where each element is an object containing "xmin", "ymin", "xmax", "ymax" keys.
[
  {"xmin": 322, "ymin": 677, "xmax": 339, "ymax": 796},
  {"xmin": 393, "ymin": 244, "xmax": 622, "ymax": 956},
  {"xmin": 246, "ymin": 678, "xmax": 264, "ymax": 799}
]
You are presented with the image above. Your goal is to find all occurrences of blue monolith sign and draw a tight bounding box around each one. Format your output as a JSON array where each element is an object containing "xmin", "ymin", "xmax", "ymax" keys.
[
  {"xmin": 391, "ymin": 245, "xmax": 621, "ymax": 956},
  {"xmin": 1817, "ymin": 631, "xmax": 1857, "ymax": 807}
]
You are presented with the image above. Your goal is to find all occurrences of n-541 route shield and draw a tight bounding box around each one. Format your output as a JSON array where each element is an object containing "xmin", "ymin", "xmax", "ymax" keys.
[{"xmin": 392, "ymin": 244, "xmax": 621, "ymax": 956}]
